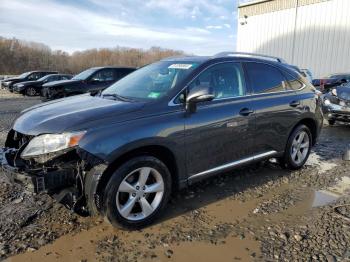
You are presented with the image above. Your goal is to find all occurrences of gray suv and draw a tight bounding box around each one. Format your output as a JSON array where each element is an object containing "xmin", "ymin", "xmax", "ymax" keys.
[{"xmin": 1, "ymin": 52, "xmax": 323, "ymax": 228}]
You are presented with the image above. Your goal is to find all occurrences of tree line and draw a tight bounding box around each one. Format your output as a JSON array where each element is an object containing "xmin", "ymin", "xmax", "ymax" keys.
[{"xmin": 0, "ymin": 36, "xmax": 185, "ymax": 75}]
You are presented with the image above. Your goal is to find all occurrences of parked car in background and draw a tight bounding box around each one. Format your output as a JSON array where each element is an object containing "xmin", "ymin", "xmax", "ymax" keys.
[
  {"xmin": 0, "ymin": 52, "xmax": 323, "ymax": 228},
  {"xmin": 1, "ymin": 71, "xmax": 58, "ymax": 91},
  {"xmin": 322, "ymin": 83, "xmax": 350, "ymax": 125},
  {"xmin": 300, "ymin": 69, "xmax": 313, "ymax": 83},
  {"xmin": 13, "ymin": 74, "xmax": 73, "ymax": 96},
  {"xmin": 312, "ymin": 73, "xmax": 350, "ymax": 93},
  {"xmin": 41, "ymin": 67, "xmax": 136, "ymax": 100}
]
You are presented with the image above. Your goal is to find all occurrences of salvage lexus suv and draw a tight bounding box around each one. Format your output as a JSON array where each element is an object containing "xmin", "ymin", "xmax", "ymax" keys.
[{"xmin": 0, "ymin": 52, "xmax": 323, "ymax": 228}]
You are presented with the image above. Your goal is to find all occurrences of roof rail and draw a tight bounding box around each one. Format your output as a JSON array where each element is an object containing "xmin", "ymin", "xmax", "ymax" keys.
[{"xmin": 214, "ymin": 52, "xmax": 286, "ymax": 63}]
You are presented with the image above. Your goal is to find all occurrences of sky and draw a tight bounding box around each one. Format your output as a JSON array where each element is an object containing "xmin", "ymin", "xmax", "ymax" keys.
[{"xmin": 0, "ymin": 0, "xmax": 249, "ymax": 55}]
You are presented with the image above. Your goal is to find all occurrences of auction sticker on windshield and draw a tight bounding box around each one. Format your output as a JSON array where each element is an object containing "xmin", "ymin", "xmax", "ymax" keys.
[
  {"xmin": 148, "ymin": 92, "xmax": 161, "ymax": 99},
  {"xmin": 168, "ymin": 64, "xmax": 193, "ymax": 70}
]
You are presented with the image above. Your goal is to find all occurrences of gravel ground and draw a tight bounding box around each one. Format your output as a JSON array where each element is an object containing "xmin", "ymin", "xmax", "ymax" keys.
[{"xmin": 0, "ymin": 89, "xmax": 349, "ymax": 261}]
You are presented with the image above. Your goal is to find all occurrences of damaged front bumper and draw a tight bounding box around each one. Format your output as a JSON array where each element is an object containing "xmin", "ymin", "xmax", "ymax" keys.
[
  {"xmin": 323, "ymin": 105, "xmax": 350, "ymax": 122},
  {"xmin": 0, "ymin": 146, "xmax": 108, "ymax": 216},
  {"xmin": 0, "ymin": 148, "xmax": 45, "ymax": 192}
]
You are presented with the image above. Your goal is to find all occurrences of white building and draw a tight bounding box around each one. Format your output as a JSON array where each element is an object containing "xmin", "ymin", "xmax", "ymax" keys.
[{"xmin": 237, "ymin": 0, "xmax": 350, "ymax": 78}]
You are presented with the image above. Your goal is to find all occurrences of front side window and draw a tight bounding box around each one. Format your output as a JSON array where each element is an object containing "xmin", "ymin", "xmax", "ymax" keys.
[
  {"xmin": 188, "ymin": 63, "xmax": 246, "ymax": 99},
  {"xmin": 92, "ymin": 69, "xmax": 115, "ymax": 82},
  {"xmin": 102, "ymin": 61, "xmax": 199, "ymax": 101},
  {"xmin": 27, "ymin": 72, "xmax": 42, "ymax": 80},
  {"xmin": 245, "ymin": 63, "xmax": 287, "ymax": 94}
]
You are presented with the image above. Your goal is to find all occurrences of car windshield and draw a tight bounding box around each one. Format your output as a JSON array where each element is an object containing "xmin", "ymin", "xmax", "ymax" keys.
[
  {"xmin": 72, "ymin": 68, "xmax": 97, "ymax": 80},
  {"xmin": 102, "ymin": 61, "xmax": 199, "ymax": 101},
  {"xmin": 18, "ymin": 72, "xmax": 32, "ymax": 79},
  {"xmin": 37, "ymin": 75, "xmax": 51, "ymax": 81},
  {"xmin": 337, "ymin": 86, "xmax": 350, "ymax": 100}
]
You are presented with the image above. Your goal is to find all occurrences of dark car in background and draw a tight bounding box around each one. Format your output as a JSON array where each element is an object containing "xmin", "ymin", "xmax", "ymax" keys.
[
  {"xmin": 1, "ymin": 71, "xmax": 58, "ymax": 91},
  {"xmin": 1, "ymin": 53, "xmax": 323, "ymax": 228},
  {"xmin": 312, "ymin": 73, "xmax": 350, "ymax": 93},
  {"xmin": 41, "ymin": 67, "xmax": 136, "ymax": 100},
  {"xmin": 322, "ymin": 84, "xmax": 350, "ymax": 125},
  {"xmin": 13, "ymin": 74, "xmax": 73, "ymax": 96}
]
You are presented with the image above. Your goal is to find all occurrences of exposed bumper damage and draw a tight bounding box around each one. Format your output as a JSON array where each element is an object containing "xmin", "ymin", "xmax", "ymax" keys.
[
  {"xmin": 1, "ymin": 129, "xmax": 108, "ymax": 216},
  {"xmin": 323, "ymin": 106, "xmax": 350, "ymax": 122}
]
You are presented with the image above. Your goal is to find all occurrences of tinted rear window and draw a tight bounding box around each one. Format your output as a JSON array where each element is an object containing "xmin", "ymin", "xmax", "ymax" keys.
[{"xmin": 245, "ymin": 62, "xmax": 287, "ymax": 94}]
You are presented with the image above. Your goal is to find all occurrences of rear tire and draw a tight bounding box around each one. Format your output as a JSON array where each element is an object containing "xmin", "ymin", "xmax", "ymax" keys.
[
  {"xmin": 104, "ymin": 156, "xmax": 172, "ymax": 229},
  {"xmin": 281, "ymin": 125, "xmax": 312, "ymax": 170}
]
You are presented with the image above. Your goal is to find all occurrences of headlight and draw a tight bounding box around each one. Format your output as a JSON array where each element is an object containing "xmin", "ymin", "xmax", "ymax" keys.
[
  {"xmin": 21, "ymin": 131, "xmax": 86, "ymax": 159},
  {"xmin": 324, "ymin": 99, "xmax": 331, "ymax": 106}
]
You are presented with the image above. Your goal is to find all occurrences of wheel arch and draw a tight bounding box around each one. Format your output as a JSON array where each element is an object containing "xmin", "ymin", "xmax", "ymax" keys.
[
  {"xmin": 290, "ymin": 118, "xmax": 318, "ymax": 146},
  {"xmin": 93, "ymin": 144, "xmax": 180, "ymax": 213}
]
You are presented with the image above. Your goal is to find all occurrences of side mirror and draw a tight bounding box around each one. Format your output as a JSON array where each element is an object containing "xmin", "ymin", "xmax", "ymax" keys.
[
  {"xmin": 90, "ymin": 90, "xmax": 100, "ymax": 96},
  {"xmin": 186, "ymin": 85, "xmax": 214, "ymax": 113}
]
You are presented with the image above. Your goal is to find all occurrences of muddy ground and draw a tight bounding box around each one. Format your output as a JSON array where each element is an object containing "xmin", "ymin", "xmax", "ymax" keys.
[{"xmin": 0, "ymin": 89, "xmax": 349, "ymax": 262}]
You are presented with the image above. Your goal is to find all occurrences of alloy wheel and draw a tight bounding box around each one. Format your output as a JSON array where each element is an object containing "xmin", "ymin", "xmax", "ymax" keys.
[
  {"xmin": 116, "ymin": 167, "xmax": 164, "ymax": 221},
  {"xmin": 26, "ymin": 87, "xmax": 36, "ymax": 96},
  {"xmin": 290, "ymin": 130, "xmax": 310, "ymax": 165}
]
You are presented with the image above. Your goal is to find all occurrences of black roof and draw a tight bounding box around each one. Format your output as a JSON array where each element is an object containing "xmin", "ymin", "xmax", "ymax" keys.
[
  {"xmin": 89, "ymin": 66, "xmax": 136, "ymax": 70},
  {"xmin": 162, "ymin": 52, "xmax": 301, "ymax": 74}
]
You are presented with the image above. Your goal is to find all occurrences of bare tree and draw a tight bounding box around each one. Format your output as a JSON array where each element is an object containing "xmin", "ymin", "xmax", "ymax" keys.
[{"xmin": 0, "ymin": 37, "xmax": 185, "ymax": 75}]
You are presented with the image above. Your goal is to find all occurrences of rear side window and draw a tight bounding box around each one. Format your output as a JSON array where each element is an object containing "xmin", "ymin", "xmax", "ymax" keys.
[
  {"xmin": 282, "ymin": 71, "xmax": 305, "ymax": 90},
  {"xmin": 245, "ymin": 63, "xmax": 287, "ymax": 94}
]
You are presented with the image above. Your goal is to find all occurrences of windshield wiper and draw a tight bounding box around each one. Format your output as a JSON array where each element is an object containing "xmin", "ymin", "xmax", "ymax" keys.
[{"xmin": 102, "ymin": 93, "xmax": 133, "ymax": 102}]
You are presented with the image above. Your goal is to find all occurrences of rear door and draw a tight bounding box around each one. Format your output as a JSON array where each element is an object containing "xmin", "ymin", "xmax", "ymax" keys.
[
  {"xmin": 244, "ymin": 62, "xmax": 303, "ymax": 154},
  {"xmin": 185, "ymin": 62, "xmax": 255, "ymax": 179}
]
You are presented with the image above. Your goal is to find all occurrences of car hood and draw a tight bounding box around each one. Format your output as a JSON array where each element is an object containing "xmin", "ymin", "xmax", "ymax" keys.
[
  {"xmin": 3, "ymin": 77, "xmax": 23, "ymax": 83},
  {"xmin": 13, "ymin": 94, "xmax": 145, "ymax": 135},
  {"xmin": 43, "ymin": 79, "xmax": 81, "ymax": 88},
  {"xmin": 15, "ymin": 80, "xmax": 41, "ymax": 86}
]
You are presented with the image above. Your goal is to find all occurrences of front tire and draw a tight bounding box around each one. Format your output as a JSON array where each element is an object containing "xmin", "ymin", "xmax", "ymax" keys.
[
  {"xmin": 26, "ymin": 87, "xmax": 37, "ymax": 96},
  {"xmin": 104, "ymin": 156, "xmax": 172, "ymax": 229},
  {"xmin": 281, "ymin": 125, "xmax": 312, "ymax": 170}
]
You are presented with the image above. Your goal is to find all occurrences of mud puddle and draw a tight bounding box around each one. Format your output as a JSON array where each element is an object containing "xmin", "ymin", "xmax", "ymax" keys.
[
  {"xmin": 312, "ymin": 176, "xmax": 350, "ymax": 207},
  {"xmin": 8, "ymin": 177, "xmax": 323, "ymax": 262},
  {"xmin": 9, "ymin": 197, "xmax": 261, "ymax": 262}
]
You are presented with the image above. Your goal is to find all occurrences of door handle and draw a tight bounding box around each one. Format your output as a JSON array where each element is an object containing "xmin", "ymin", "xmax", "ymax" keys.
[
  {"xmin": 289, "ymin": 101, "xmax": 300, "ymax": 107},
  {"xmin": 239, "ymin": 108, "xmax": 254, "ymax": 116}
]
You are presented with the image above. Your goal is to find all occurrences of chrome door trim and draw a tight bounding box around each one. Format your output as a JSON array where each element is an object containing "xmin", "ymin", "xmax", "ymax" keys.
[{"xmin": 188, "ymin": 151, "xmax": 277, "ymax": 181}]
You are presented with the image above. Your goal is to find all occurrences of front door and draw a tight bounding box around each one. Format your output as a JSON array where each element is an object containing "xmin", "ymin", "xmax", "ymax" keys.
[{"xmin": 184, "ymin": 62, "xmax": 255, "ymax": 179}]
